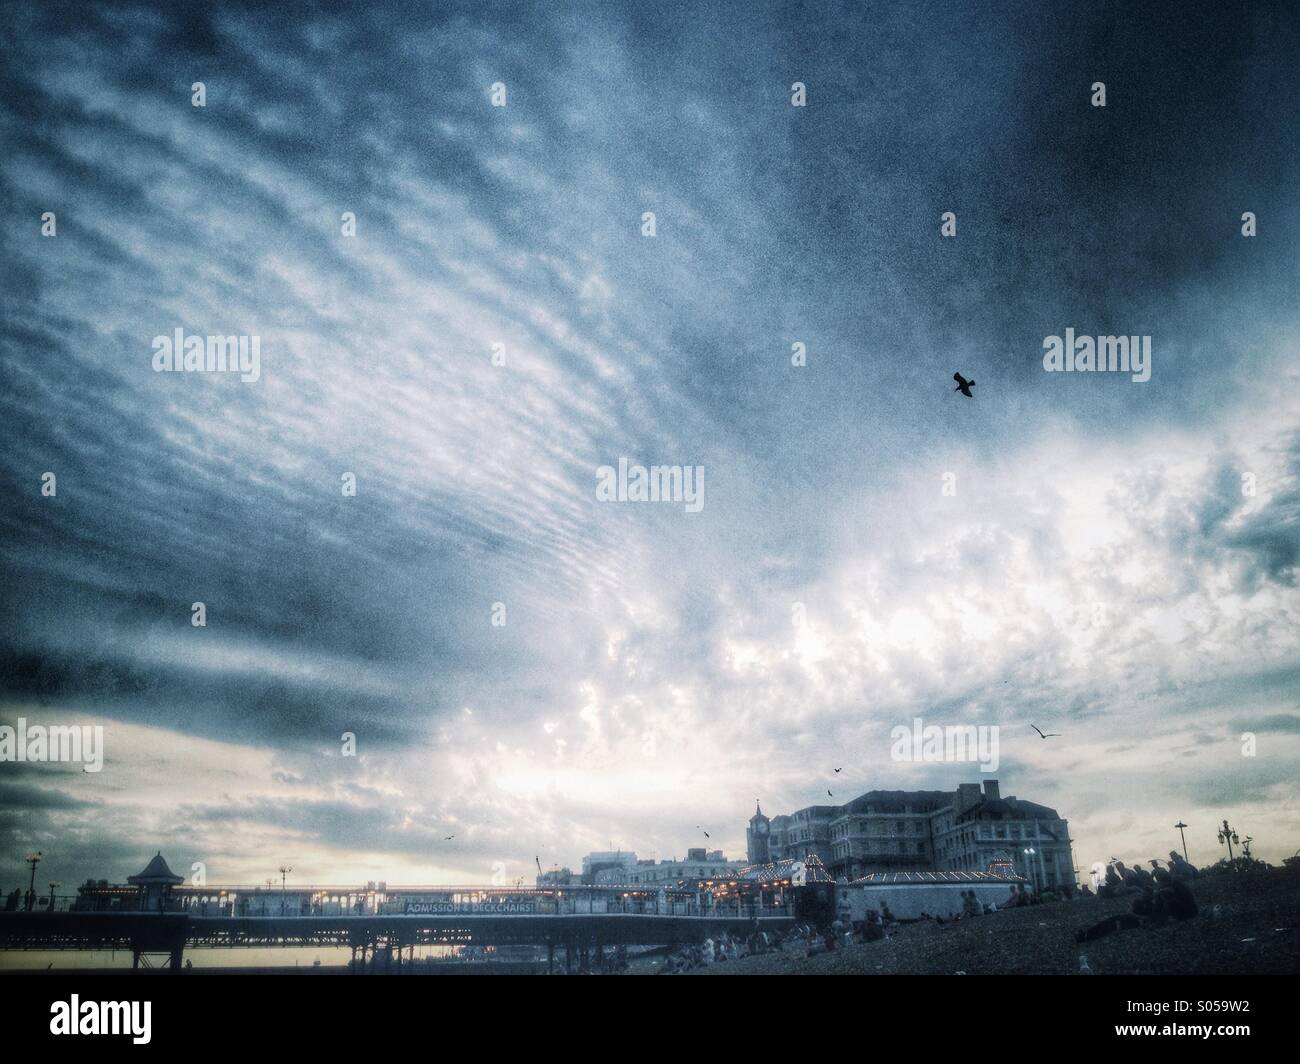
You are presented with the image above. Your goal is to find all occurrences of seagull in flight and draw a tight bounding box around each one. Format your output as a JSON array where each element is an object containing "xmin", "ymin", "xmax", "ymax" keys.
[
  {"xmin": 834, "ymin": 767, "xmax": 842, "ymax": 773},
  {"xmin": 1031, "ymin": 724, "xmax": 1060, "ymax": 739},
  {"xmin": 827, "ymin": 789, "xmax": 834, "ymax": 797},
  {"xmin": 953, "ymin": 372, "xmax": 976, "ymax": 398},
  {"xmin": 697, "ymin": 826, "xmax": 710, "ymax": 839},
  {"xmin": 444, "ymin": 835, "xmax": 455, "ymax": 840}
]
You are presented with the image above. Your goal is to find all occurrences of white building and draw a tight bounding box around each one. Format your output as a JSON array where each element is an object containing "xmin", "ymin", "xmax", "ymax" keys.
[
  {"xmin": 587, "ymin": 847, "xmax": 747, "ymax": 886},
  {"xmin": 761, "ymin": 779, "xmax": 1075, "ymax": 890}
]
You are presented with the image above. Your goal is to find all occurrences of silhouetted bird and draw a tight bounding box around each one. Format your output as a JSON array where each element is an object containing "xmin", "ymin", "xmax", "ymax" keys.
[
  {"xmin": 834, "ymin": 767, "xmax": 842, "ymax": 773},
  {"xmin": 444, "ymin": 835, "xmax": 455, "ymax": 840},
  {"xmin": 953, "ymin": 372, "xmax": 976, "ymax": 397},
  {"xmin": 1031, "ymin": 724, "xmax": 1060, "ymax": 739},
  {"xmin": 827, "ymin": 789, "xmax": 833, "ymax": 797},
  {"xmin": 697, "ymin": 825, "xmax": 710, "ymax": 838}
]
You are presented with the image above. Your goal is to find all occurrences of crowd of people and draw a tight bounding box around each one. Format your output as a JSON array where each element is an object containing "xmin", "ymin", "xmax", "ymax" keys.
[
  {"xmin": 656, "ymin": 851, "xmax": 1209, "ymax": 970},
  {"xmin": 1076, "ymin": 852, "xmax": 1200, "ymax": 942},
  {"xmin": 1095, "ymin": 851, "xmax": 1199, "ymax": 898},
  {"xmin": 658, "ymin": 920, "xmax": 876, "ymax": 973}
]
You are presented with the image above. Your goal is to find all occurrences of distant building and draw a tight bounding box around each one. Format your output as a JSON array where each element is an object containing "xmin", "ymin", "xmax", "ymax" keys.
[
  {"xmin": 535, "ymin": 866, "xmax": 575, "ymax": 888},
  {"xmin": 580, "ymin": 851, "xmax": 639, "ymax": 885},
  {"xmin": 770, "ymin": 805, "xmax": 838, "ymax": 863},
  {"xmin": 585, "ymin": 847, "xmax": 747, "ymax": 886},
  {"xmin": 763, "ymin": 779, "xmax": 1075, "ymax": 891},
  {"xmin": 746, "ymin": 801, "xmax": 771, "ymax": 864}
]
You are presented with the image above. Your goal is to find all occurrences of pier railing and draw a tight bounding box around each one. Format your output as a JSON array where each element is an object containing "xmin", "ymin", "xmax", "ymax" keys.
[{"xmin": 7, "ymin": 885, "xmax": 796, "ymax": 920}]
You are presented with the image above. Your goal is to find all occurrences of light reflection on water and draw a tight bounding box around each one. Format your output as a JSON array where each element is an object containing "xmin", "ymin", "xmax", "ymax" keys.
[{"xmin": 0, "ymin": 945, "xmax": 463, "ymax": 970}]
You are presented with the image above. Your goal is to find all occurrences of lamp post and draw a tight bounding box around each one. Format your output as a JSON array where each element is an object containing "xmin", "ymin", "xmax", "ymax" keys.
[
  {"xmin": 1242, "ymin": 836, "xmax": 1253, "ymax": 860},
  {"xmin": 1174, "ymin": 821, "xmax": 1189, "ymax": 862},
  {"xmin": 47, "ymin": 882, "xmax": 61, "ymax": 910},
  {"xmin": 279, "ymin": 866, "xmax": 292, "ymax": 916},
  {"xmin": 1217, "ymin": 820, "xmax": 1239, "ymax": 866},
  {"xmin": 1022, "ymin": 847, "xmax": 1037, "ymax": 892},
  {"xmin": 24, "ymin": 852, "xmax": 42, "ymax": 912}
]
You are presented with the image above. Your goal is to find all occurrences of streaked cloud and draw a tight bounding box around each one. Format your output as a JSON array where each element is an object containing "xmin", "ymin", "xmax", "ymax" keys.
[{"xmin": 2, "ymin": 1, "xmax": 1298, "ymax": 890}]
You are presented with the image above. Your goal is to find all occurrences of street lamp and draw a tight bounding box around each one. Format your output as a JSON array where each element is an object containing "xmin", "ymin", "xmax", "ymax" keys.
[
  {"xmin": 24, "ymin": 852, "xmax": 42, "ymax": 912},
  {"xmin": 1022, "ymin": 847, "xmax": 1037, "ymax": 891},
  {"xmin": 1217, "ymin": 820, "xmax": 1240, "ymax": 865},
  {"xmin": 1174, "ymin": 821, "xmax": 1189, "ymax": 862},
  {"xmin": 1242, "ymin": 836, "xmax": 1253, "ymax": 860},
  {"xmin": 47, "ymin": 882, "xmax": 61, "ymax": 910},
  {"xmin": 279, "ymin": 866, "xmax": 293, "ymax": 915}
]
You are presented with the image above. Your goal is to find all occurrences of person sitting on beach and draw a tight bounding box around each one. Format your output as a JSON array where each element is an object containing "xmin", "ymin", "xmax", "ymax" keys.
[
  {"xmin": 1116, "ymin": 861, "xmax": 1144, "ymax": 893},
  {"xmin": 880, "ymin": 903, "xmax": 896, "ymax": 928},
  {"xmin": 1076, "ymin": 866, "xmax": 1197, "ymax": 942},
  {"xmin": 1099, "ymin": 863, "xmax": 1124, "ymax": 898},
  {"xmin": 962, "ymin": 890, "xmax": 982, "ymax": 918},
  {"xmin": 1001, "ymin": 884, "xmax": 1030, "ymax": 909},
  {"xmin": 1169, "ymin": 851, "xmax": 1199, "ymax": 880},
  {"xmin": 1153, "ymin": 867, "xmax": 1197, "ymax": 920}
]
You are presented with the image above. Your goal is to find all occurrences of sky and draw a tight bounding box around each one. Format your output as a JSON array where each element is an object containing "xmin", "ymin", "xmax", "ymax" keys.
[{"xmin": 1, "ymin": 0, "xmax": 1298, "ymax": 896}]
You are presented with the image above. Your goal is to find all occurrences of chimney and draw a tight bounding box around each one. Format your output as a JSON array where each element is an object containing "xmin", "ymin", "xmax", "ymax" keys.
[
  {"xmin": 957, "ymin": 783, "xmax": 981, "ymax": 813},
  {"xmin": 984, "ymin": 779, "xmax": 1000, "ymax": 801}
]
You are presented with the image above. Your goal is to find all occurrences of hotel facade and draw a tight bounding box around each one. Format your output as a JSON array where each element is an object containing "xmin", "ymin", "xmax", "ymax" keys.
[{"xmin": 749, "ymin": 779, "xmax": 1075, "ymax": 891}]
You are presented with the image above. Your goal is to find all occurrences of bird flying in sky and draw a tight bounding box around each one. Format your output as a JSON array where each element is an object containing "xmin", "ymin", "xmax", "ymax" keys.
[
  {"xmin": 953, "ymin": 372, "xmax": 976, "ymax": 397},
  {"xmin": 1031, "ymin": 724, "xmax": 1060, "ymax": 739}
]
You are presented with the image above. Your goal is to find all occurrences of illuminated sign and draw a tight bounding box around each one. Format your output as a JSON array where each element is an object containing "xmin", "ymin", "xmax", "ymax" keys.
[{"xmin": 404, "ymin": 900, "xmax": 537, "ymax": 915}]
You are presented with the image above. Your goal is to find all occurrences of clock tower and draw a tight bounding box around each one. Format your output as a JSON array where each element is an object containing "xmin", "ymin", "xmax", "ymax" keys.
[{"xmin": 747, "ymin": 800, "xmax": 771, "ymax": 865}]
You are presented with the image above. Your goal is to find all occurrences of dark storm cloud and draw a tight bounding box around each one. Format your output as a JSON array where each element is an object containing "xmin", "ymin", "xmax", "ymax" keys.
[
  {"xmin": 1190, "ymin": 760, "xmax": 1297, "ymax": 808},
  {"xmin": 1228, "ymin": 714, "xmax": 1300, "ymax": 735},
  {"xmin": 0, "ymin": 781, "xmax": 96, "ymax": 811},
  {"xmin": 185, "ymin": 791, "xmax": 507, "ymax": 869}
]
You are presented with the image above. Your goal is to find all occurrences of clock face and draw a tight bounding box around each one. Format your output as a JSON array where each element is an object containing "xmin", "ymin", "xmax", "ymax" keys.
[{"xmin": 757, "ymin": 823, "xmax": 768, "ymax": 835}]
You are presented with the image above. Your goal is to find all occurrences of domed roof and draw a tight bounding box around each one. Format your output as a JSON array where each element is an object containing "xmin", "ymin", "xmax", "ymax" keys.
[{"xmin": 127, "ymin": 852, "xmax": 184, "ymax": 885}]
